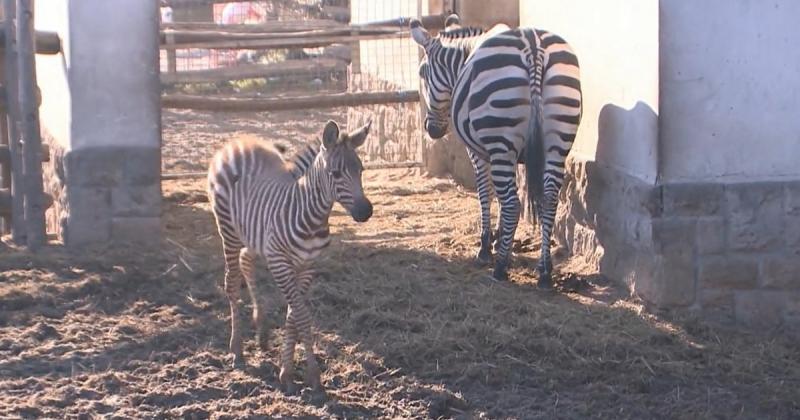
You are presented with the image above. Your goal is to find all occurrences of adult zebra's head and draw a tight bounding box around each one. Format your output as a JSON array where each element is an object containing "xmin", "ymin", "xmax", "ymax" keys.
[
  {"xmin": 320, "ymin": 119, "xmax": 373, "ymax": 223},
  {"xmin": 410, "ymin": 14, "xmax": 473, "ymax": 139}
]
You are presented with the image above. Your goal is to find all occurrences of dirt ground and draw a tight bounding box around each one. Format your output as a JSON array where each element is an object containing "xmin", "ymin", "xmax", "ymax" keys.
[{"xmin": 1, "ymin": 109, "xmax": 799, "ymax": 419}]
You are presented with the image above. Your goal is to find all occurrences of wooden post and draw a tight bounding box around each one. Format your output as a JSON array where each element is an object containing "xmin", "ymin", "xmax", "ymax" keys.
[
  {"xmin": 0, "ymin": 58, "xmax": 8, "ymax": 234},
  {"xmin": 3, "ymin": 0, "xmax": 24, "ymax": 243},
  {"xmin": 16, "ymin": 0, "xmax": 45, "ymax": 249},
  {"xmin": 165, "ymin": 31, "xmax": 177, "ymax": 74}
]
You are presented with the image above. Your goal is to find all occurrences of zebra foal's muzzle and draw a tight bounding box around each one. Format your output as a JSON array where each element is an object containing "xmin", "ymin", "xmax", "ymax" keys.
[{"xmin": 349, "ymin": 197, "xmax": 373, "ymax": 223}]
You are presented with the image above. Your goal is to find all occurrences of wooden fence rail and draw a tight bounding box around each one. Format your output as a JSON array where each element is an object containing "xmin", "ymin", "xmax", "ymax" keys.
[
  {"xmin": 0, "ymin": 23, "xmax": 60, "ymax": 54},
  {"xmin": 162, "ymin": 90, "xmax": 419, "ymax": 112},
  {"xmin": 160, "ymin": 58, "xmax": 346, "ymax": 85}
]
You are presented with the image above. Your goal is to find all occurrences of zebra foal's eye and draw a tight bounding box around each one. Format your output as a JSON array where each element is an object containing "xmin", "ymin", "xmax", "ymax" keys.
[{"xmin": 330, "ymin": 170, "xmax": 343, "ymax": 179}]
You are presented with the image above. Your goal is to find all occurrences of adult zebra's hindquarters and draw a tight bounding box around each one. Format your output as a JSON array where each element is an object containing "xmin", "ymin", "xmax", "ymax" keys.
[
  {"xmin": 207, "ymin": 120, "xmax": 373, "ymax": 394},
  {"xmin": 411, "ymin": 15, "xmax": 582, "ymax": 287}
]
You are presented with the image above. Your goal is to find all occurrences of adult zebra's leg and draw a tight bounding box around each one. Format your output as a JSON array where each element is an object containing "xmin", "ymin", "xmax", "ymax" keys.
[
  {"xmin": 490, "ymin": 154, "xmax": 522, "ymax": 282},
  {"xmin": 469, "ymin": 151, "xmax": 494, "ymax": 266},
  {"xmin": 536, "ymin": 177, "xmax": 561, "ymax": 289},
  {"xmin": 240, "ymin": 248, "xmax": 270, "ymax": 350}
]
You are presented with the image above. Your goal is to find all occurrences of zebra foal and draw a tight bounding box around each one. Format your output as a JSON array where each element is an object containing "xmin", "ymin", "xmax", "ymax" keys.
[
  {"xmin": 207, "ymin": 119, "xmax": 373, "ymax": 393},
  {"xmin": 411, "ymin": 15, "xmax": 582, "ymax": 287}
]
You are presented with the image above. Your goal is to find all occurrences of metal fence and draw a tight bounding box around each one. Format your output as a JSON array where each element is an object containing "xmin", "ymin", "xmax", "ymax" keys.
[{"xmin": 159, "ymin": 0, "xmax": 442, "ymax": 174}]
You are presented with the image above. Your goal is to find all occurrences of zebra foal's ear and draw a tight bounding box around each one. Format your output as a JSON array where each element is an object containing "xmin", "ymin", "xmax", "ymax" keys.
[
  {"xmin": 409, "ymin": 18, "xmax": 431, "ymax": 47},
  {"xmin": 347, "ymin": 119, "xmax": 372, "ymax": 149},
  {"xmin": 322, "ymin": 120, "xmax": 340, "ymax": 149}
]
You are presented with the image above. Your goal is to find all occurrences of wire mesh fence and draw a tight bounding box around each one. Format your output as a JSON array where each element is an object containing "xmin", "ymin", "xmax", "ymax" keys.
[{"xmin": 159, "ymin": 0, "xmax": 437, "ymax": 173}]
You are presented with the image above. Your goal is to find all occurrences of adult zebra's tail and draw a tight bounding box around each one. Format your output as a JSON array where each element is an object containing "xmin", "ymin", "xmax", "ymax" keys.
[{"xmin": 522, "ymin": 28, "xmax": 545, "ymax": 227}]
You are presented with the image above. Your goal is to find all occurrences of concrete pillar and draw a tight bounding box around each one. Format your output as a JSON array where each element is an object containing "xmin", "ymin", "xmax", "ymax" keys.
[
  {"xmin": 36, "ymin": 0, "xmax": 161, "ymax": 246},
  {"xmin": 523, "ymin": 0, "xmax": 800, "ymax": 329}
]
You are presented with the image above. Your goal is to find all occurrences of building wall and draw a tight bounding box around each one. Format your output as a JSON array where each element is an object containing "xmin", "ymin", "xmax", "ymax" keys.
[
  {"xmin": 35, "ymin": 1, "xmax": 71, "ymax": 152},
  {"xmin": 656, "ymin": 0, "xmax": 800, "ymax": 327},
  {"xmin": 519, "ymin": 0, "xmax": 800, "ymax": 329},
  {"xmin": 521, "ymin": 0, "xmax": 659, "ymax": 183},
  {"xmin": 36, "ymin": 0, "xmax": 162, "ymax": 247},
  {"xmin": 660, "ymin": 0, "xmax": 800, "ymax": 183}
]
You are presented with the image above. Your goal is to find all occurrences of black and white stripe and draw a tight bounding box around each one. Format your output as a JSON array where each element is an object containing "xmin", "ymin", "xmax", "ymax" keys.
[
  {"xmin": 207, "ymin": 119, "xmax": 373, "ymax": 393},
  {"xmin": 411, "ymin": 15, "xmax": 582, "ymax": 287}
]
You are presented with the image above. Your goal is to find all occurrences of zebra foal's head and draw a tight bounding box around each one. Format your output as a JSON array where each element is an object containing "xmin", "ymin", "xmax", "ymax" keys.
[
  {"xmin": 319, "ymin": 119, "xmax": 373, "ymax": 223},
  {"xmin": 410, "ymin": 14, "xmax": 467, "ymax": 139}
]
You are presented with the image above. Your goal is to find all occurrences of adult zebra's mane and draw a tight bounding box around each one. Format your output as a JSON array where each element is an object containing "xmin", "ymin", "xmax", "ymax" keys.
[{"xmin": 438, "ymin": 26, "xmax": 486, "ymax": 48}]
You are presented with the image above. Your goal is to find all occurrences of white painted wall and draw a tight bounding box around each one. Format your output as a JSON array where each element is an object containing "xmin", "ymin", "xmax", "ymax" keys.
[
  {"xmin": 35, "ymin": 1, "xmax": 71, "ymax": 149},
  {"xmin": 36, "ymin": 0, "xmax": 161, "ymax": 151},
  {"xmin": 660, "ymin": 0, "xmax": 800, "ymax": 182},
  {"xmin": 520, "ymin": 0, "xmax": 660, "ymax": 184}
]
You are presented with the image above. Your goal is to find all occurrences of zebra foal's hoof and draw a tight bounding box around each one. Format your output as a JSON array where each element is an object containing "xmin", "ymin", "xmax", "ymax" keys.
[
  {"xmin": 302, "ymin": 387, "xmax": 328, "ymax": 407},
  {"xmin": 231, "ymin": 354, "xmax": 247, "ymax": 370},
  {"xmin": 279, "ymin": 367, "xmax": 298, "ymax": 395}
]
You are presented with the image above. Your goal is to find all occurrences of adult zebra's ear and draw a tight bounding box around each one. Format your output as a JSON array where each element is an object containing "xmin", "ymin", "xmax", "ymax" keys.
[
  {"xmin": 409, "ymin": 19, "xmax": 431, "ymax": 47},
  {"xmin": 347, "ymin": 119, "xmax": 372, "ymax": 149},
  {"xmin": 322, "ymin": 120, "xmax": 340, "ymax": 150},
  {"xmin": 444, "ymin": 14, "xmax": 460, "ymax": 28}
]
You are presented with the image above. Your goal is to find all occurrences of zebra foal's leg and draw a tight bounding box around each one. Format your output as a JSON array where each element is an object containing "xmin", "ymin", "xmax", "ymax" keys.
[
  {"xmin": 240, "ymin": 248, "xmax": 270, "ymax": 350},
  {"xmin": 295, "ymin": 269, "xmax": 322, "ymax": 391},
  {"xmin": 266, "ymin": 256, "xmax": 300, "ymax": 393},
  {"xmin": 489, "ymin": 154, "xmax": 522, "ymax": 282},
  {"xmin": 267, "ymin": 258, "xmax": 322, "ymax": 393},
  {"xmin": 469, "ymin": 151, "xmax": 494, "ymax": 266},
  {"xmin": 222, "ymin": 240, "xmax": 246, "ymax": 368}
]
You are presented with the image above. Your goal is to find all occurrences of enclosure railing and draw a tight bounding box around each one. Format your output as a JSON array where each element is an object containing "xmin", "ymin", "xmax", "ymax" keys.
[{"xmin": 0, "ymin": 0, "xmax": 57, "ymax": 249}]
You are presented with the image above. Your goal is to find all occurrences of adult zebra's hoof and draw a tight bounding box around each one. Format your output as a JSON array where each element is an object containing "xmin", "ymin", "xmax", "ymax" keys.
[
  {"xmin": 255, "ymin": 327, "xmax": 271, "ymax": 351},
  {"xmin": 537, "ymin": 273, "xmax": 553, "ymax": 290},
  {"xmin": 492, "ymin": 261, "xmax": 509, "ymax": 282},
  {"xmin": 475, "ymin": 249, "xmax": 492, "ymax": 267}
]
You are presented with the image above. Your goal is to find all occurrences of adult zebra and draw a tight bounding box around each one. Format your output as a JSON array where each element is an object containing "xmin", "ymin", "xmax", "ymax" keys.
[
  {"xmin": 207, "ymin": 119, "xmax": 373, "ymax": 393},
  {"xmin": 410, "ymin": 15, "xmax": 582, "ymax": 287}
]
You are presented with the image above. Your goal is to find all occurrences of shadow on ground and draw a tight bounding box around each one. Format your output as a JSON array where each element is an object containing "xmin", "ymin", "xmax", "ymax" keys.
[{"xmin": 1, "ymin": 175, "xmax": 798, "ymax": 419}]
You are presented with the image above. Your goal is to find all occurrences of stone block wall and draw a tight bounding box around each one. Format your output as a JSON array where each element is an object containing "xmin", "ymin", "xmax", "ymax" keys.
[
  {"xmin": 653, "ymin": 180, "xmax": 800, "ymax": 327},
  {"xmin": 558, "ymin": 155, "xmax": 800, "ymax": 329},
  {"xmin": 43, "ymin": 132, "xmax": 161, "ymax": 246}
]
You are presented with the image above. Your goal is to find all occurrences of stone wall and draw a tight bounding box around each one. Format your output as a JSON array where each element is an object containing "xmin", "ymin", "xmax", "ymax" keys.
[
  {"xmin": 42, "ymin": 131, "xmax": 161, "ymax": 246},
  {"xmin": 654, "ymin": 180, "xmax": 800, "ymax": 327},
  {"xmin": 558, "ymin": 154, "xmax": 800, "ymax": 329}
]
